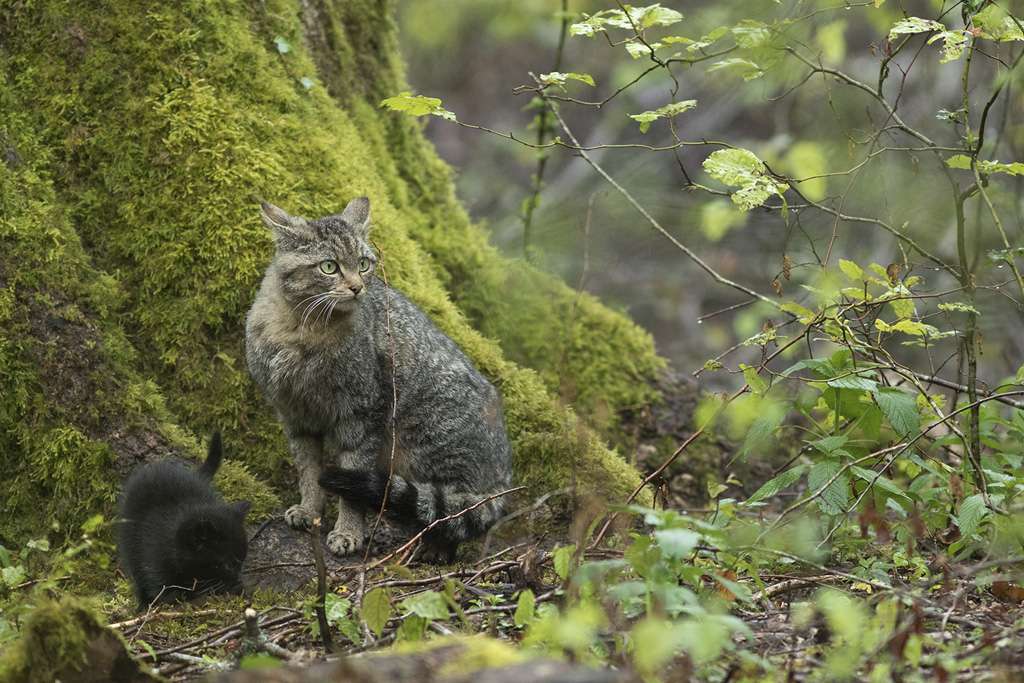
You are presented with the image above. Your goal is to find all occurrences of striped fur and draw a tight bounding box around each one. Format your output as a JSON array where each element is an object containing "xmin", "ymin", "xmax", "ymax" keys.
[
  {"xmin": 318, "ymin": 467, "xmax": 505, "ymax": 558},
  {"xmin": 245, "ymin": 197, "xmax": 513, "ymax": 560}
]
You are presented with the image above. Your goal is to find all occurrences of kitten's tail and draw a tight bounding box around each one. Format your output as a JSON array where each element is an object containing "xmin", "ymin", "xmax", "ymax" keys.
[
  {"xmin": 198, "ymin": 431, "xmax": 223, "ymax": 479},
  {"xmin": 318, "ymin": 467, "xmax": 506, "ymax": 546}
]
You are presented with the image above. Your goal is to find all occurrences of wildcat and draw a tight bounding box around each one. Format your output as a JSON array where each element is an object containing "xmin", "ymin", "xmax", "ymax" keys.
[
  {"xmin": 245, "ymin": 197, "xmax": 513, "ymax": 561},
  {"xmin": 117, "ymin": 432, "xmax": 251, "ymax": 608}
]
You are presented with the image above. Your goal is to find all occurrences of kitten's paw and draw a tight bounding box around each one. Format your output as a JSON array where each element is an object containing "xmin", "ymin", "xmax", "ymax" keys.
[
  {"xmin": 326, "ymin": 529, "xmax": 364, "ymax": 556},
  {"xmin": 284, "ymin": 504, "xmax": 317, "ymax": 530}
]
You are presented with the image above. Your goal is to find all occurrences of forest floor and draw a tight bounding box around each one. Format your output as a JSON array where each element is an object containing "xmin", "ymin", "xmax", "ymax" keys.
[{"xmin": 98, "ymin": 372, "xmax": 1024, "ymax": 682}]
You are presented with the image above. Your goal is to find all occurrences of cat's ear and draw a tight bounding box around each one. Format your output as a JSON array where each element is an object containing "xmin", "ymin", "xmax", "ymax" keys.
[
  {"xmin": 259, "ymin": 201, "xmax": 310, "ymax": 243},
  {"xmin": 340, "ymin": 196, "xmax": 371, "ymax": 238},
  {"xmin": 232, "ymin": 500, "xmax": 252, "ymax": 519}
]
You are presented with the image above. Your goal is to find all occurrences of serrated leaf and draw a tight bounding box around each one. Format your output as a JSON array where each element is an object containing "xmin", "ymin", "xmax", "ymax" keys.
[
  {"xmin": 808, "ymin": 459, "xmax": 850, "ymax": 515},
  {"xmin": 629, "ymin": 100, "xmax": 697, "ymax": 133},
  {"xmin": 380, "ymin": 92, "xmax": 456, "ymax": 121},
  {"xmin": 703, "ymin": 148, "xmax": 788, "ymax": 210},
  {"xmin": 553, "ymin": 544, "xmax": 576, "ymax": 580},
  {"xmin": 780, "ymin": 301, "xmax": 815, "ymax": 322},
  {"xmin": 514, "ymin": 589, "xmax": 536, "ymax": 627},
  {"xmin": 849, "ymin": 466, "xmax": 911, "ymax": 501},
  {"xmin": 707, "ymin": 57, "xmax": 764, "ymax": 81},
  {"xmin": 400, "ymin": 590, "xmax": 449, "ymax": 620},
  {"xmin": 1, "ymin": 565, "xmax": 26, "ymax": 587},
  {"xmin": 946, "ymin": 154, "xmax": 1024, "ymax": 176},
  {"xmin": 873, "ymin": 388, "xmax": 920, "ymax": 437},
  {"xmin": 938, "ymin": 302, "xmax": 980, "ymax": 315},
  {"xmin": 362, "ymin": 588, "xmax": 392, "ymax": 637},
  {"xmin": 827, "ymin": 373, "xmax": 878, "ymax": 391},
  {"xmin": 653, "ymin": 528, "xmax": 700, "ymax": 559},
  {"xmin": 888, "ymin": 17, "xmax": 944, "ymax": 41},
  {"xmin": 740, "ymin": 363, "xmax": 768, "ymax": 395},
  {"xmin": 747, "ymin": 465, "xmax": 807, "ymax": 504},
  {"xmin": 539, "ymin": 71, "xmax": 596, "ymax": 87},
  {"xmin": 956, "ymin": 494, "xmax": 988, "ymax": 537},
  {"xmin": 838, "ymin": 259, "xmax": 864, "ymax": 281}
]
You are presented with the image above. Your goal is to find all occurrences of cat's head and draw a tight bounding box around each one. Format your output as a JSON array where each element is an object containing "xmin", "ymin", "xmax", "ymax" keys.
[
  {"xmin": 259, "ymin": 197, "xmax": 378, "ymax": 322},
  {"xmin": 175, "ymin": 500, "xmax": 250, "ymax": 594}
]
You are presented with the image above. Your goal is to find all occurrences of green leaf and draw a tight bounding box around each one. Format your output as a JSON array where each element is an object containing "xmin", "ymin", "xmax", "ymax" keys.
[
  {"xmin": 396, "ymin": 614, "xmax": 428, "ymax": 642},
  {"xmin": 739, "ymin": 363, "xmax": 768, "ymax": 395},
  {"xmin": 273, "ymin": 36, "xmax": 291, "ymax": 54},
  {"xmin": 653, "ymin": 528, "xmax": 700, "ymax": 558},
  {"xmin": 807, "ymin": 458, "xmax": 850, "ymax": 515},
  {"xmin": 826, "ymin": 373, "xmax": 878, "ymax": 391},
  {"xmin": 25, "ymin": 538, "xmax": 49, "ymax": 553},
  {"xmin": 1, "ymin": 565, "xmax": 26, "ymax": 587},
  {"xmin": 380, "ymin": 92, "xmax": 456, "ymax": 121},
  {"xmin": 974, "ymin": 6, "xmax": 1024, "ymax": 42},
  {"xmin": 703, "ymin": 148, "xmax": 789, "ymax": 210},
  {"xmin": 400, "ymin": 590, "xmax": 449, "ymax": 621},
  {"xmin": 362, "ymin": 588, "xmax": 392, "ymax": 637},
  {"xmin": 324, "ymin": 594, "xmax": 352, "ymax": 626},
  {"xmin": 629, "ymin": 100, "xmax": 698, "ymax": 133},
  {"xmin": 707, "ymin": 57, "xmax": 764, "ymax": 81},
  {"xmin": 838, "ymin": 259, "xmax": 864, "ymax": 281},
  {"xmin": 872, "ymin": 388, "xmax": 920, "ymax": 437},
  {"xmin": 946, "ymin": 154, "xmax": 1024, "ymax": 175},
  {"xmin": 553, "ymin": 544, "xmax": 576, "ymax": 580},
  {"xmin": 539, "ymin": 71, "xmax": 596, "ymax": 88},
  {"xmin": 513, "ymin": 589, "xmax": 536, "ymax": 627},
  {"xmin": 888, "ymin": 17, "xmax": 944, "ymax": 41},
  {"xmin": 849, "ymin": 466, "xmax": 911, "ymax": 501},
  {"xmin": 570, "ymin": 4, "xmax": 682, "ymax": 36},
  {"xmin": 746, "ymin": 465, "xmax": 807, "ymax": 504},
  {"xmin": 956, "ymin": 494, "xmax": 988, "ymax": 537},
  {"xmin": 938, "ymin": 302, "xmax": 981, "ymax": 315}
]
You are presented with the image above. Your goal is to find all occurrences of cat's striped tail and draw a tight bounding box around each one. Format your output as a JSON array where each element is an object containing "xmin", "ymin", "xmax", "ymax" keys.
[{"xmin": 318, "ymin": 467, "xmax": 506, "ymax": 549}]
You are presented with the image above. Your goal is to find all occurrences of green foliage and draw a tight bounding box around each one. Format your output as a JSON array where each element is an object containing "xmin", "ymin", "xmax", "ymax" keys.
[
  {"xmin": 629, "ymin": 100, "xmax": 697, "ymax": 134},
  {"xmin": 703, "ymin": 148, "xmax": 790, "ymax": 210}
]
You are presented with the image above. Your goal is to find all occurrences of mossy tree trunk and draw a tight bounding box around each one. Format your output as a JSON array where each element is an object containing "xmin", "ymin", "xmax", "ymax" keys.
[{"xmin": 0, "ymin": 0, "xmax": 664, "ymax": 541}]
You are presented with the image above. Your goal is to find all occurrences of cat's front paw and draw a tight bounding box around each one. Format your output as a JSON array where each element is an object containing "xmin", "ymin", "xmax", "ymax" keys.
[
  {"xmin": 326, "ymin": 529, "xmax": 364, "ymax": 556},
  {"xmin": 284, "ymin": 504, "xmax": 317, "ymax": 530}
]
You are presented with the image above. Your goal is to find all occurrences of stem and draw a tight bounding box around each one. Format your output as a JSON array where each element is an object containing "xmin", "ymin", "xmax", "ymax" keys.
[{"xmin": 522, "ymin": 0, "xmax": 569, "ymax": 261}]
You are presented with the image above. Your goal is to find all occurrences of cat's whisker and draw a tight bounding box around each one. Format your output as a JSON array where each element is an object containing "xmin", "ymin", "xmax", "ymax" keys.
[
  {"xmin": 292, "ymin": 290, "xmax": 331, "ymax": 315},
  {"xmin": 316, "ymin": 294, "xmax": 340, "ymax": 328},
  {"xmin": 300, "ymin": 293, "xmax": 333, "ymax": 328},
  {"xmin": 305, "ymin": 295, "xmax": 335, "ymax": 329}
]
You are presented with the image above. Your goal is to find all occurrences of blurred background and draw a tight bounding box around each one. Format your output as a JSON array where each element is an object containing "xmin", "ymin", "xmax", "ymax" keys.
[{"xmin": 397, "ymin": 0, "xmax": 1024, "ymax": 388}]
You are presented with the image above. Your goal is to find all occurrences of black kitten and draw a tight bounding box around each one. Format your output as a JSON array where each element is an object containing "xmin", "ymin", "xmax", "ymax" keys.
[{"xmin": 118, "ymin": 432, "xmax": 251, "ymax": 609}]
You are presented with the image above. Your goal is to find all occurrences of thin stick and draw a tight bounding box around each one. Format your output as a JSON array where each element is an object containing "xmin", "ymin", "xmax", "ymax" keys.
[
  {"xmin": 309, "ymin": 517, "xmax": 334, "ymax": 653},
  {"xmin": 366, "ymin": 486, "xmax": 525, "ymax": 570}
]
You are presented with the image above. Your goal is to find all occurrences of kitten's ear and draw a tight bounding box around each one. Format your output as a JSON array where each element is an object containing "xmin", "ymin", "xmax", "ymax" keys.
[
  {"xmin": 232, "ymin": 500, "xmax": 252, "ymax": 519},
  {"xmin": 259, "ymin": 201, "xmax": 310, "ymax": 243},
  {"xmin": 340, "ymin": 196, "xmax": 371, "ymax": 238}
]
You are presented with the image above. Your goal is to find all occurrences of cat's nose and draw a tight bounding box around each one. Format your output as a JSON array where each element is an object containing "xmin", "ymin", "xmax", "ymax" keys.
[{"xmin": 349, "ymin": 282, "xmax": 363, "ymax": 295}]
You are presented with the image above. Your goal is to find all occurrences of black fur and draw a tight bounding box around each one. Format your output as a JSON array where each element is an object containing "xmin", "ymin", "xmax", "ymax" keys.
[
  {"xmin": 318, "ymin": 467, "xmax": 419, "ymax": 519},
  {"xmin": 319, "ymin": 466, "xmax": 482, "ymax": 562},
  {"xmin": 117, "ymin": 432, "xmax": 251, "ymax": 609}
]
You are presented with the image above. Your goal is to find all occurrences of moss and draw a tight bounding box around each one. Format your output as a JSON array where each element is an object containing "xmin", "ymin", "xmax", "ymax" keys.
[
  {"xmin": 0, "ymin": 0, "xmax": 659, "ymax": 547},
  {"xmin": 0, "ymin": 597, "xmax": 160, "ymax": 683},
  {"xmin": 0, "ymin": 69, "xmax": 279, "ymax": 542},
  {"xmin": 393, "ymin": 635, "xmax": 529, "ymax": 675}
]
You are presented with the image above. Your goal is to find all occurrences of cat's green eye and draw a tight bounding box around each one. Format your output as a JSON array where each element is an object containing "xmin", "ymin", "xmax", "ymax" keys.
[
  {"xmin": 358, "ymin": 257, "xmax": 371, "ymax": 273},
  {"xmin": 319, "ymin": 260, "xmax": 339, "ymax": 275}
]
